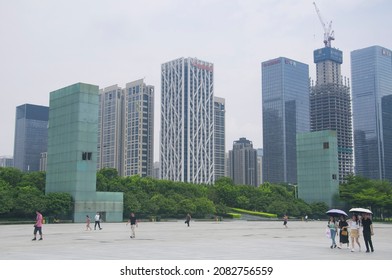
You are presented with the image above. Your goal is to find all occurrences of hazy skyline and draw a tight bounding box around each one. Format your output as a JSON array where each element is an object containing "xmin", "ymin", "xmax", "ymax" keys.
[{"xmin": 1, "ymin": 0, "xmax": 391, "ymax": 162}]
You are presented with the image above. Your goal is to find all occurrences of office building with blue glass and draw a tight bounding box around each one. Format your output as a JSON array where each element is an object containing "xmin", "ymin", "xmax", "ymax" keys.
[
  {"xmin": 351, "ymin": 46, "xmax": 392, "ymax": 181},
  {"xmin": 262, "ymin": 57, "xmax": 309, "ymax": 184},
  {"xmin": 13, "ymin": 104, "xmax": 49, "ymax": 172}
]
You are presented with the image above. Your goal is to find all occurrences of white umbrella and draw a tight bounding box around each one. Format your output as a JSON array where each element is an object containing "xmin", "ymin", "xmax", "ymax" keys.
[{"xmin": 349, "ymin": 208, "xmax": 373, "ymax": 214}]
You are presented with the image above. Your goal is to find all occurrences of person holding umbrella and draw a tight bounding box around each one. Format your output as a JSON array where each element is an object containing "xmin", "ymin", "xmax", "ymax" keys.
[{"xmin": 362, "ymin": 213, "xmax": 374, "ymax": 253}]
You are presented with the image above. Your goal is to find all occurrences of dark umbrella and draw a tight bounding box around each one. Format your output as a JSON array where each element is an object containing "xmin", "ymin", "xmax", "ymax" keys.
[{"xmin": 326, "ymin": 209, "xmax": 348, "ymax": 217}]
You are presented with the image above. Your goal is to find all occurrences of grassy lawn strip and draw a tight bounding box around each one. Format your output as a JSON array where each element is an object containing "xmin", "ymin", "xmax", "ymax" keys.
[{"xmin": 230, "ymin": 207, "xmax": 277, "ymax": 218}]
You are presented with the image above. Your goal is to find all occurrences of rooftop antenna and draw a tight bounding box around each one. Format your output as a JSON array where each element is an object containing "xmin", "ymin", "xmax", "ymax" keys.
[{"xmin": 313, "ymin": 2, "xmax": 335, "ymax": 47}]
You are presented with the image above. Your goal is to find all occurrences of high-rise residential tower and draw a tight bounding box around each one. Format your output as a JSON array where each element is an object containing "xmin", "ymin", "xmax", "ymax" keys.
[
  {"xmin": 214, "ymin": 96, "xmax": 225, "ymax": 181},
  {"xmin": 97, "ymin": 79, "xmax": 154, "ymax": 177},
  {"xmin": 97, "ymin": 85, "xmax": 124, "ymax": 173},
  {"xmin": 13, "ymin": 104, "xmax": 49, "ymax": 172},
  {"xmin": 228, "ymin": 137, "xmax": 258, "ymax": 187},
  {"xmin": 262, "ymin": 57, "xmax": 310, "ymax": 184},
  {"xmin": 160, "ymin": 57, "xmax": 214, "ymax": 184},
  {"xmin": 123, "ymin": 79, "xmax": 154, "ymax": 177},
  {"xmin": 351, "ymin": 46, "xmax": 392, "ymax": 181},
  {"xmin": 310, "ymin": 47, "xmax": 353, "ymax": 183}
]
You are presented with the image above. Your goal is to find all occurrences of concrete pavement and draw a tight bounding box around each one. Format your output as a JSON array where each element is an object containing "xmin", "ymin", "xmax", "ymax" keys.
[{"xmin": 0, "ymin": 220, "xmax": 391, "ymax": 260}]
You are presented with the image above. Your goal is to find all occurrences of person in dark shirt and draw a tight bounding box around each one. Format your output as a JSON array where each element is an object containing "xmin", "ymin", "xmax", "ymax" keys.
[
  {"xmin": 362, "ymin": 213, "xmax": 374, "ymax": 253},
  {"xmin": 185, "ymin": 213, "xmax": 191, "ymax": 227},
  {"xmin": 127, "ymin": 212, "xmax": 138, "ymax": 238}
]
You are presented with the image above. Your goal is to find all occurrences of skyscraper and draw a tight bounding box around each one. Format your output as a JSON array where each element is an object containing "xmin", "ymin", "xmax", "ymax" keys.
[
  {"xmin": 228, "ymin": 137, "xmax": 258, "ymax": 187},
  {"xmin": 310, "ymin": 47, "xmax": 353, "ymax": 183},
  {"xmin": 160, "ymin": 57, "xmax": 214, "ymax": 184},
  {"xmin": 351, "ymin": 46, "xmax": 392, "ymax": 181},
  {"xmin": 13, "ymin": 104, "xmax": 49, "ymax": 172},
  {"xmin": 214, "ymin": 96, "xmax": 225, "ymax": 181},
  {"xmin": 262, "ymin": 57, "xmax": 309, "ymax": 184},
  {"xmin": 97, "ymin": 79, "xmax": 154, "ymax": 177},
  {"xmin": 97, "ymin": 85, "xmax": 124, "ymax": 173},
  {"xmin": 123, "ymin": 79, "xmax": 154, "ymax": 177}
]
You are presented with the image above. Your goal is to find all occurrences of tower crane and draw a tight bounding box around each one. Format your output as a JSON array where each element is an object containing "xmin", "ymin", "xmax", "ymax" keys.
[{"xmin": 313, "ymin": 2, "xmax": 335, "ymax": 47}]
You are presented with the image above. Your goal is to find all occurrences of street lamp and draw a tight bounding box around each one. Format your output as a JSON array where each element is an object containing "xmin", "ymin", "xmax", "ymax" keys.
[{"xmin": 288, "ymin": 183, "xmax": 298, "ymax": 199}]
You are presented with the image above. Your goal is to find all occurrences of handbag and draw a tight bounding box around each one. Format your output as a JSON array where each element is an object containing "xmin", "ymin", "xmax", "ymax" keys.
[{"xmin": 341, "ymin": 230, "xmax": 348, "ymax": 236}]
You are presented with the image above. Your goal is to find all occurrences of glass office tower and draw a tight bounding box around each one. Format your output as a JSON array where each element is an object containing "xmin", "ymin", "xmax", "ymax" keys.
[
  {"xmin": 351, "ymin": 46, "xmax": 392, "ymax": 181},
  {"xmin": 262, "ymin": 57, "xmax": 309, "ymax": 184},
  {"xmin": 13, "ymin": 104, "xmax": 49, "ymax": 172}
]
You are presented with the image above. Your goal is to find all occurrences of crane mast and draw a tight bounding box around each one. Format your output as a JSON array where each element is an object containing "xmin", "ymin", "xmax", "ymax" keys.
[{"xmin": 313, "ymin": 2, "xmax": 335, "ymax": 47}]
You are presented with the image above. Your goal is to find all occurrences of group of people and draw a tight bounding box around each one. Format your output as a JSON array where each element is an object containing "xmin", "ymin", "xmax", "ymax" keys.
[{"xmin": 328, "ymin": 213, "xmax": 374, "ymax": 253}]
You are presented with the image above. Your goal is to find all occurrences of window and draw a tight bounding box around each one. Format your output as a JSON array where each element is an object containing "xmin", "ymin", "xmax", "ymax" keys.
[
  {"xmin": 323, "ymin": 142, "xmax": 329, "ymax": 149},
  {"xmin": 332, "ymin": 174, "xmax": 337, "ymax": 180},
  {"xmin": 82, "ymin": 152, "xmax": 92, "ymax": 160}
]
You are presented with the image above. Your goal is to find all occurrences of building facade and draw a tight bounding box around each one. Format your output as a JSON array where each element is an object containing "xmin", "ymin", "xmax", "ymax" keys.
[
  {"xmin": 297, "ymin": 130, "xmax": 339, "ymax": 207},
  {"xmin": 97, "ymin": 79, "xmax": 154, "ymax": 177},
  {"xmin": 214, "ymin": 96, "xmax": 226, "ymax": 181},
  {"xmin": 262, "ymin": 57, "xmax": 309, "ymax": 184},
  {"xmin": 46, "ymin": 83, "xmax": 123, "ymax": 222},
  {"xmin": 228, "ymin": 138, "xmax": 258, "ymax": 187},
  {"xmin": 13, "ymin": 104, "xmax": 49, "ymax": 172},
  {"xmin": 97, "ymin": 85, "xmax": 124, "ymax": 174},
  {"xmin": 311, "ymin": 47, "xmax": 353, "ymax": 183},
  {"xmin": 351, "ymin": 46, "xmax": 392, "ymax": 181},
  {"xmin": 123, "ymin": 80, "xmax": 154, "ymax": 177},
  {"xmin": 0, "ymin": 156, "xmax": 13, "ymax": 167},
  {"xmin": 160, "ymin": 57, "xmax": 214, "ymax": 184}
]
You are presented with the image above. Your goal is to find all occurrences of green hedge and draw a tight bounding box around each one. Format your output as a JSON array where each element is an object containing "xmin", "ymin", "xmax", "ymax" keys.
[
  {"xmin": 230, "ymin": 207, "xmax": 277, "ymax": 218},
  {"xmin": 226, "ymin": 213, "xmax": 241, "ymax": 219}
]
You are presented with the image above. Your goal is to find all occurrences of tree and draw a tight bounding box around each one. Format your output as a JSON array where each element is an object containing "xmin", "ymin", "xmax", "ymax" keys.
[
  {"xmin": 0, "ymin": 180, "xmax": 13, "ymax": 214},
  {"xmin": 44, "ymin": 193, "xmax": 73, "ymax": 219},
  {"xmin": 13, "ymin": 186, "xmax": 44, "ymax": 218},
  {"xmin": 0, "ymin": 167, "xmax": 23, "ymax": 187}
]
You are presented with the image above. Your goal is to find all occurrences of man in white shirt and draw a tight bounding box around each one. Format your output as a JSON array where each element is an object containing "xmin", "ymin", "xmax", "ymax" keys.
[{"xmin": 94, "ymin": 212, "xmax": 102, "ymax": 230}]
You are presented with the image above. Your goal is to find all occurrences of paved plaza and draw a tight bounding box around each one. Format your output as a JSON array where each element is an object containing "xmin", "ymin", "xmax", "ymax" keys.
[{"xmin": 0, "ymin": 220, "xmax": 391, "ymax": 260}]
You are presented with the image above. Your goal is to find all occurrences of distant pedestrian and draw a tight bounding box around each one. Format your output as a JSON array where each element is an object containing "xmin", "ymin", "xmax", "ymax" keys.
[
  {"xmin": 349, "ymin": 214, "xmax": 361, "ymax": 252},
  {"xmin": 283, "ymin": 215, "xmax": 288, "ymax": 228},
  {"xmin": 338, "ymin": 215, "xmax": 349, "ymax": 249},
  {"xmin": 185, "ymin": 213, "xmax": 191, "ymax": 227},
  {"xmin": 94, "ymin": 212, "xmax": 102, "ymax": 230},
  {"xmin": 305, "ymin": 215, "xmax": 308, "ymax": 222},
  {"xmin": 328, "ymin": 216, "xmax": 338, "ymax": 248},
  {"xmin": 86, "ymin": 215, "xmax": 92, "ymax": 231},
  {"xmin": 127, "ymin": 212, "xmax": 138, "ymax": 238},
  {"xmin": 32, "ymin": 211, "xmax": 43, "ymax": 241},
  {"xmin": 362, "ymin": 213, "xmax": 374, "ymax": 253}
]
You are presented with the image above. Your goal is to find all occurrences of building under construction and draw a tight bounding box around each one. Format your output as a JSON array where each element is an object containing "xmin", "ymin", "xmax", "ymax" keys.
[{"xmin": 310, "ymin": 47, "xmax": 354, "ymax": 183}]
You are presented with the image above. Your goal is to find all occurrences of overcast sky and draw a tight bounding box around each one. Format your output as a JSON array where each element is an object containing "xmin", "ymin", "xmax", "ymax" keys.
[{"xmin": 1, "ymin": 0, "xmax": 391, "ymax": 161}]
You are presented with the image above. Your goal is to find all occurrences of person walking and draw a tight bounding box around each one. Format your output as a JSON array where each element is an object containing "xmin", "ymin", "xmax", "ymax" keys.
[
  {"xmin": 338, "ymin": 215, "xmax": 349, "ymax": 249},
  {"xmin": 86, "ymin": 215, "xmax": 92, "ymax": 231},
  {"xmin": 185, "ymin": 213, "xmax": 191, "ymax": 227},
  {"xmin": 32, "ymin": 211, "xmax": 43, "ymax": 241},
  {"xmin": 349, "ymin": 214, "xmax": 361, "ymax": 252},
  {"xmin": 94, "ymin": 212, "xmax": 102, "ymax": 230},
  {"xmin": 328, "ymin": 216, "xmax": 338, "ymax": 248},
  {"xmin": 127, "ymin": 212, "xmax": 138, "ymax": 238},
  {"xmin": 362, "ymin": 213, "xmax": 374, "ymax": 253},
  {"xmin": 283, "ymin": 214, "xmax": 288, "ymax": 228}
]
